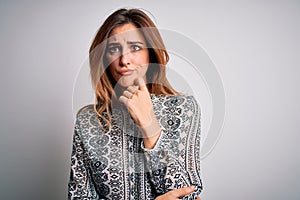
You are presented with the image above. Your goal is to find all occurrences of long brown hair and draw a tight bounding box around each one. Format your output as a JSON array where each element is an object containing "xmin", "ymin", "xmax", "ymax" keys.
[{"xmin": 89, "ymin": 8, "xmax": 178, "ymax": 128}]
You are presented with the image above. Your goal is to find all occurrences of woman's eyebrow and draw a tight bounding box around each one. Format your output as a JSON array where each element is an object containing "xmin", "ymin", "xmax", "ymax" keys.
[
  {"xmin": 107, "ymin": 42, "xmax": 120, "ymax": 46},
  {"xmin": 127, "ymin": 41, "xmax": 144, "ymax": 45},
  {"xmin": 107, "ymin": 41, "xmax": 143, "ymax": 46}
]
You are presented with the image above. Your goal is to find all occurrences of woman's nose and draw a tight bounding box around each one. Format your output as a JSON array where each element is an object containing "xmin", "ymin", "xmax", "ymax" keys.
[{"xmin": 120, "ymin": 51, "xmax": 131, "ymax": 67}]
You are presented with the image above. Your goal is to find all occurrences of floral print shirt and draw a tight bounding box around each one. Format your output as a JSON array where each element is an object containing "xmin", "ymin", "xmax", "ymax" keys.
[{"xmin": 68, "ymin": 94, "xmax": 203, "ymax": 199}]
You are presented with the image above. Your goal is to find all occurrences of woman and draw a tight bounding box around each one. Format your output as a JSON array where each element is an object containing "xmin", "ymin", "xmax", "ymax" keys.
[{"xmin": 68, "ymin": 8, "xmax": 202, "ymax": 199}]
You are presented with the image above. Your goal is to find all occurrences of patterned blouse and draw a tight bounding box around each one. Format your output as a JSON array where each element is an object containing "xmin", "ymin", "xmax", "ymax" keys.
[{"xmin": 68, "ymin": 94, "xmax": 203, "ymax": 199}]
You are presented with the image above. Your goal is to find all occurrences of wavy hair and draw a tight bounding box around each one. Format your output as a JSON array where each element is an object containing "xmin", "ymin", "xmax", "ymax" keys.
[{"xmin": 89, "ymin": 8, "xmax": 178, "ymax": 128}]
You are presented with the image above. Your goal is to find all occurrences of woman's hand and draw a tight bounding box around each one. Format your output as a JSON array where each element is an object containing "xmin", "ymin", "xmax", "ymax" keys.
[
  {"xmin": 119, "ymin": 78, "xmax": 161, "ymax": 148},
  {"xmin": 119, "ymin": 78, "xmax": 153, "ymax": 127},
  {"xmin": 155, "ymin": 186, "xmax": 201, "ymax": 200}
]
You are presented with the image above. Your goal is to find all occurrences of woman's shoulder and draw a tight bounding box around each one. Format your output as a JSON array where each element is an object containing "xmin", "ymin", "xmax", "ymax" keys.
[
  {"xmin": 151, "ymin": 94, "xmax": 200, "ymax": 114},
  {"xmin": 151, "ymin": 94, "xmax": 198, "ymax": 105},
  {"xmin": 76, "ymin": 104, "xmax": 95, "ymax": 119}
]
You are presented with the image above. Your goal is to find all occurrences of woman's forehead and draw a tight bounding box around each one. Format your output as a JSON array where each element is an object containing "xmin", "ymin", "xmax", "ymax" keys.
[{"xmin": 108, "ymin": 24, "xmax": 145, "ymax": 43}]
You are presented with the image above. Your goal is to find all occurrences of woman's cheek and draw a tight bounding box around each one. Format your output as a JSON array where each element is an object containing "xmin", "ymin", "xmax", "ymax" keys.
[{"xmin": 136, "ymin": 65, "xmax": 148, "ymax": 77}]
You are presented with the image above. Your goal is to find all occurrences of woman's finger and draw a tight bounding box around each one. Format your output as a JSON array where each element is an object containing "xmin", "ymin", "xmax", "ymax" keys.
[
  {"xmin": 155, "ymin": 186, "xmax": 195, "ymax": 200},
  {"xmin": 123, "ymin": 90, "xmax": 133, "ymax": 99},
  {"xmin": 169, "ymin": 186, "xmax": 195, "ymax": 197},
  {"xmin": 134, "ymin": 77, "xmax": 147, "ymax": 91},
  {"xmin": 127, "ymin": 85, "xmax": 138, "ymax": 93},
  {"xmin": 119, "ymin": 95, "xmax": 128, "ymax": 106}
]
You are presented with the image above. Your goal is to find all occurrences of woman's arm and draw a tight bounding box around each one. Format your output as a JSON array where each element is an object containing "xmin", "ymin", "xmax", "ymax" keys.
[
  {"xmin": 142, "ymin": 95, "xmax": 203, "ymax": 199},
  {"xmin": 68, "ymin": 117, "xmax": 99, "ymax": 200},
  {"xmin": 119, "ymin": 78, "xmax": 163, "ymax": 148},
  {"xmin": 119, "ymin": 78, "xmax": 203, "ymax": 199}
]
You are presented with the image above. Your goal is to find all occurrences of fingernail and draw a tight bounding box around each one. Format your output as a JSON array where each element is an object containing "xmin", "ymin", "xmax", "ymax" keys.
[{"xmin": 189, "ymin": 186, "xmax": 195, "ymax": 191}]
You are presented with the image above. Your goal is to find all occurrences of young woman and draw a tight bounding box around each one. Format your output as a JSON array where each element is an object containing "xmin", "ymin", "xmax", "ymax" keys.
[{"xmin": 68, "ymin": 8, "xmax": 202, "ymax": 200}]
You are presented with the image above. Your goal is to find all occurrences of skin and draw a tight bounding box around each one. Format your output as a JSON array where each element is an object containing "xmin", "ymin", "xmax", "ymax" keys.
[
  {"xmin": 106, "ymin": 23, "xmax": 201, "ymax": 200},
  {"xmin": 107, "ymin": 23, "xmax": 149, "ymax": 88},
  {"xmin": 156, "ymin": 186, "xmax": 201, "ymax": 200},
  {"xmin": 106, "ymin": 23, "xmax": 161, "ymax": 145}
]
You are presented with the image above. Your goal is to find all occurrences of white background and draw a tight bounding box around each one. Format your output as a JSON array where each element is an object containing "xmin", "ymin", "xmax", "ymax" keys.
[{"xmin": 0, "ymin": 1, "xmax": 299, "ymax": 199}]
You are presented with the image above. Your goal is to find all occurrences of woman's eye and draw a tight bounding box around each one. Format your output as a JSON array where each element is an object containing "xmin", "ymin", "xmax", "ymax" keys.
[
  {"xmin": 108, "ymin": 46, "xmax": 121, "ymax": 53},
  {"xmin": 131, "ymin": 45, "xmax": 142, "ymax": 51}
]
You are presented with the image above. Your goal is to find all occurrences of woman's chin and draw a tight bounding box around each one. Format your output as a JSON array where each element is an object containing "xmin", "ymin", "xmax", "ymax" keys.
[{"xmin": 117, "ymin": 78, "xmax": 135, "ymax": 88}]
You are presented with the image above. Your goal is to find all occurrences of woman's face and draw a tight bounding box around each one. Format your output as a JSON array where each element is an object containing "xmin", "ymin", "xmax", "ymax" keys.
[{"xmin": 106, "ymin": 23, "xmax": 149, "ymax": 88}]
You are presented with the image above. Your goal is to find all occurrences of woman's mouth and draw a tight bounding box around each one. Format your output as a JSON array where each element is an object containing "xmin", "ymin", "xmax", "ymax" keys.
[{"xmin": 119, "ymin": 68, "xmax": 134, "ymax": 76}]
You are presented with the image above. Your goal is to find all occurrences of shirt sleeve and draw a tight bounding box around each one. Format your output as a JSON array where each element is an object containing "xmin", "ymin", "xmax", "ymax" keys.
[
  {"xmin": 141, "ymin": 96, "xmax": 203, "ymax": 199},
  {"xmin": 68, "ymin": 117, "xmax": 99, "ymax": 200}
]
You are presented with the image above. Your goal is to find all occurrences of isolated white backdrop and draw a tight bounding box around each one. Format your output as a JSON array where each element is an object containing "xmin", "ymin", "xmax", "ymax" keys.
[{"xmin": 0, "ymin": 1, "xmax": 299, "ymax": 200}]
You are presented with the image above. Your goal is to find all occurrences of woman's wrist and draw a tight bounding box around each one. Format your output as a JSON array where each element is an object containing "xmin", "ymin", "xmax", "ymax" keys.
[
  {"xmin": 142, "ymin": 129, "xmax": 161, "ymax": 149},
  {"xmin": 141, "ymin": 116, "xmax": 162, "ymax": 149}
]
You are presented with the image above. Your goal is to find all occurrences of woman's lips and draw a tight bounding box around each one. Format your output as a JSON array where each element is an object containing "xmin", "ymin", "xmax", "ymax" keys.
[{"xmin": 119, "ymin": 68, "xmax": 134, "ymax": 76}]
